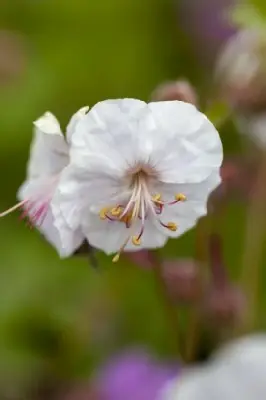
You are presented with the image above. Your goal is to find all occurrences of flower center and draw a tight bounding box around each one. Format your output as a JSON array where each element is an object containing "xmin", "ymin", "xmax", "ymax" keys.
[{"xmin": 99, "ymin": 169, "xmax": 186, "ymax": 262}]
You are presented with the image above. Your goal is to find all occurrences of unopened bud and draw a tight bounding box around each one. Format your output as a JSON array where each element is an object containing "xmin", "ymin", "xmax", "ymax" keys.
[
  {"xmin": 125, "ymin": 250, "xmax": 153, "ymax": 269},
  {"xmin": 204, "ymin": 285, "xmax": 246, "ymax": 328},
  {"xmin": 162, "ymin": 259, "xmax": 202, "ymax": 303},
  {"xmin": 216, "ymin": 29, "xmax": 266, "ymax": 112},
  {"xmin": 151, "ymin": 80, "xmax": 198, "ymax": 106},
  {"xmin": 0, "ymin": 30, "xmax": 27, "ymax": 87}
]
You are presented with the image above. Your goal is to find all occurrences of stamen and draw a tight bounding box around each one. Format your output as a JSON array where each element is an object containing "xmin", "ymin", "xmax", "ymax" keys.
[
  {"xmin": 112, "ymin": 235, "xmax": 131, "ymax": 263},
  {"xmin": 112, "ymin": 254, "xmax": 120, "ymax": 263},
  {"xmin": 132, "ymin": 236, "xmax": 141, "ymax": 246},
  {"xmin": 152, "ymin": 193, "xmax": 161, "ymax": 202},
  {"xmin": 132, "ymin": 196, "xmax": 145, "ymax": 245},
  {"xmin": 175, "ymin": 193, "xmax": 187, "ymax": 202},
  {"xmin": 160, "ymin": 221, "xmax": 178, "ymax": 231},
  {"xmin": 105, "ymin": 214, "xmax": 118, "ymax": 222},
  {"xmin": 0, "ymin": 200, "xmax": 29, "ymax": 217},
  {"xmin": 100, "ymin": 171, "xmax": 187, "ymax": 262},
  {"xmin": 19, "ymin": 202, "xmax": 34, "ymax": 221},
  {"xmin": 99, "ymin": 207, "xmax": 109, "ymax": 220},
  {"xmin": 30, "ymin": 203, "xmax": 49, "ymax": 226},
  {"xmin": 110, "ymin": 207, "xmax": 122, "ymax": 217},
  {"xmin": 167, "ymin": 222, "xmax": 178, "ymax": 231},
  {"xmin": 152, "ymin": 192, "xmax": 187, "ymax": 206}
]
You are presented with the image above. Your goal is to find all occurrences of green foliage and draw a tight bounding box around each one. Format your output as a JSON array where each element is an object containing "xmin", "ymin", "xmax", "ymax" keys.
[{"xmin": 230, "ymin": 0, "xmax": 266, "ymax": 30}]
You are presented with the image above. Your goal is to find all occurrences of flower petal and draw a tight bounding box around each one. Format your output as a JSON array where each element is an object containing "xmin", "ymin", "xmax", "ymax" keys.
[
  {"xmin": 66, "ymin": 106, "xmax": 89, "ymax": 142},
  {"xmin": 28, "ymin": 112, "xmax": 69, "ymax": 180},
  {"xmin": 142, "ymin": 101, "xmax": 223, "ymax": 183},
  {"xmin": 70, "ymin": 99, "xmax": 149, "ymax": 174},
  {"xmin": 18, "ymin": 179, "xmax": 84, "ymax": 257},
  {"xmin": 160, "ymin": 335, "xmax": 266, "ymax": 400},
  {"xmin": 82, "ymin": 213, "xmax": 167, "ymax": 255},
  {"xmin": 52, "ymin": 165, "xmax": 126, "ymax": 231},
  {"xmin": 152, "ymin": 171, "xmax": 221, "ymax": 238}
]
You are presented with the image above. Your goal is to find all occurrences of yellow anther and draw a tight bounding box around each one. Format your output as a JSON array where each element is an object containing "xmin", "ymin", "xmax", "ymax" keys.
[
  {"xmin": 132, "ymin": 236, "xmax": 141, "ymax": 246},
  {"xmin": 99, "ymin": 207, "xmax": 109, "ymax": 220},
  {"xmin": 111, "ymin": 207, "xmax": 122, "ymax": 217},
  {"xmin": 121, "ymin": 212, "xmax": 133, "ymax": 226},
  {"xmin": 167, "ymin": 222, "xmax": 178, "ymax": 231},
  {"xmin": 152, "ymin": 193, "xmax": 162, "ymax": 202},
  {"xmin": 112, "ymin": 254, "xmax": 120, "ymax": 263},
  {"xmin": 175, "ymin": 193, "xmax": 187, "ymax": 202}
]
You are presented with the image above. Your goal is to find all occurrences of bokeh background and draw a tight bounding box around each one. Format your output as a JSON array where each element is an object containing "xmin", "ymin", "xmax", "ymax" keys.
[{"xmin": 1, "ymin": 0, "xmax": 266, "ymax": 399}]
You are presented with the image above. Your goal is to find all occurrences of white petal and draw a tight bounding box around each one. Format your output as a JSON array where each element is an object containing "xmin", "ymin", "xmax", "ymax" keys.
[
  {"xmin": 18, "ymin": 179, "xmax": 84, "ymax": 257},
  {"xmin": 52, "ymin": 165, "xmax": 126, "ymax": 231},
  {"xmin": 51, "ymin": 205, "xmax": 85, "ymax": 257},
  {"xmin": 66, "ymin": 106, "xmax": 89, "ymax": 142},
  {"xmin": 34, "ymin": 112, "xmax": 62, "ymax": 135},
  {"xmin": 152, "ymin": 171, "xmax": 221, "ymax": 238},
  {"xmin": 160, "ymin": 335, "xmax": 266, "ymax": 400},
  {"xmin": 70, "ymin": 99, "xmax": 148, "ymax": 173},
  {"xmin": 157, "ymin": 169, "xmax": 221, "ymax": 205},
  {"xmin": 144, "ymin": 101, "xmax": 223, "ymax": 183},
  {"xmin": 82, "ymin": 213, "xmax": 167, "ymax": 255},
  {"xmin": 42, "ymin": 208, "xmax": 84, "ymax": 258},
  {"xmin": 28, "ymin": 112, "xmax": 69, "ymax": 180}
]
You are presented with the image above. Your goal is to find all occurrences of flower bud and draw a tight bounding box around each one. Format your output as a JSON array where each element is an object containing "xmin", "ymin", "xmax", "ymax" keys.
[
  {"xmin": 124, "ymin": 250, "xmax": 154, "ymax": 269},
  {"xmin": 151, "ymin": 80, "xmax": 198, "ymax": 106},
  {"xmin": 216, "ymin": 30, "xmax": 266, "ymax": 112},
  {"xmin": 161, "ymin": 259, "xmax": 202, "ymax": 304},
  {"xmin": 204, "ymin": 285, "xmax": 246, "ymax": 328},
  {"xmin": 0, "ymin": 30, "xmax": 27, "ymax": 87}
]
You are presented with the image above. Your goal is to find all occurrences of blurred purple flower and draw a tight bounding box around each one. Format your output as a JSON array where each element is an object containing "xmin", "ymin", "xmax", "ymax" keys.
[
  {"xmin": 95, "ymin": 349, "xmax": 180, "ymax": 400},
  {"xmin": 178, "ymin": 0, "xmax": 236, "ymax": 66}
]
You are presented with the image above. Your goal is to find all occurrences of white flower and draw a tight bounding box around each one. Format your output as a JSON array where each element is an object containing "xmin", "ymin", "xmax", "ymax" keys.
[
  {"xmin": 0, "ymin": 107, "xmax": 88, "ymax": 257},
  {"xmin": 160, "ymin": 334, "xmax": 266, "ymax": 400},
  {"xmin": 54, "ymin": 99, "xmax": 223, "ymax": 261}
]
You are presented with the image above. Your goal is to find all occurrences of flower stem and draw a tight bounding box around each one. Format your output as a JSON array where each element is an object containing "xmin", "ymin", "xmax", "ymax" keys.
[
  {"xmin": 209, "ymin": 233, "xmax": 228, "ymax": 289},
  {"xmin": 150, "ymin": 250, "xmax": 183, "ymax": 359},
  {"xmin": 241, "ymin": 154, "xmax": 266, "ymax": 331},
  {"xmin": 184, "ymin": 218, "xmax": 208, "ymax": 362}
]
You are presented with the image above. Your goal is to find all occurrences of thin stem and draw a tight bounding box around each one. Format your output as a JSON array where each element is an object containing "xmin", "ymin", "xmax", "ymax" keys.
[
  {"xmin": 241, "ymin": 154, "xmax": 266, "ymax": 331},
  {"xmin": 209, "ymin": 233, "xmax": 228, "ymax": 290},
  {"xmin": 184, "ymin": 218, "xmax": 208, "ymax": 362},
  {"xmin": 87, "ymin": 242, "xmax": 98, "ymax": 269},
  {"xmin": 150, "ymin": 250, "xmax": 183, "ymax": 359}
]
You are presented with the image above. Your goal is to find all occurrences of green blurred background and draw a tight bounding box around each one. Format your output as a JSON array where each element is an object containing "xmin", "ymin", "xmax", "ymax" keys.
[{"xmin": 0, "ymin": 0, "xmax": 261, "ymax": 398}]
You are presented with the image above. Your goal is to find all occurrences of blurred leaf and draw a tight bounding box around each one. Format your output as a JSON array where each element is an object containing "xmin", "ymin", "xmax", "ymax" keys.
[
  {"xmin": 230, "ymin": 1, "xmax": 266, "ymax": 30},
  {"xmin": 205, "ymin": 101, "xmax": 231, "ymax": 127}
]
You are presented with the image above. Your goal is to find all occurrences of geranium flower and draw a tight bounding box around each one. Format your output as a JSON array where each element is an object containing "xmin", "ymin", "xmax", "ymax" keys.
[
  {"xmin": 0, "ymin": 107, "xmax": 88, "ymax": 256},
  {"xmin": 55, "ymin": 99, "xmax": 223, "ymax": 261}
]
